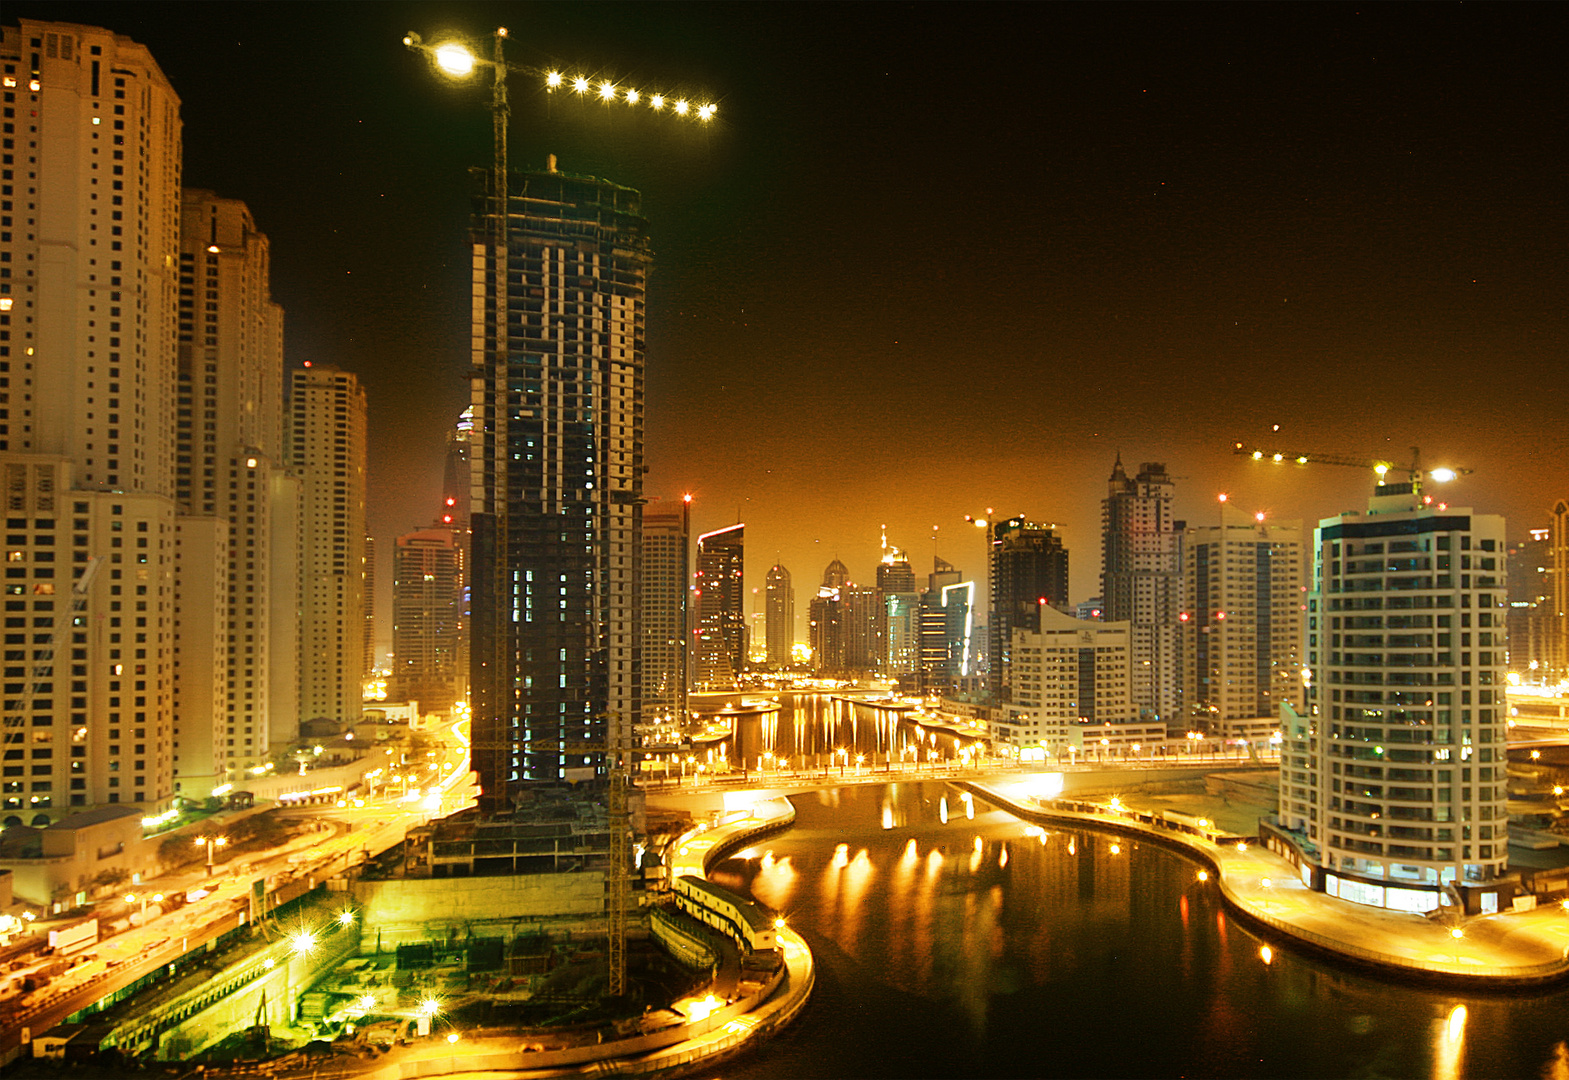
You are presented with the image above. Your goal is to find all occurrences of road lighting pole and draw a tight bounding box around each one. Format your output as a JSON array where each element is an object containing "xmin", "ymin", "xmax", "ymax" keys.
[{"xmin": 194, "ymin": 834, "xmax": 227, "ymax": 876}]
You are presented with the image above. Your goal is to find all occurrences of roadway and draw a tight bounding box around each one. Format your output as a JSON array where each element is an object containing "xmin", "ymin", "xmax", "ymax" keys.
[{"xmin": 0, "ymin": 719, "xmax": 476, "ymax": 1063}]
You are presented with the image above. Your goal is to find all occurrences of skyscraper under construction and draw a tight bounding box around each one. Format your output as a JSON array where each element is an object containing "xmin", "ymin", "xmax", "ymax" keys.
[{"xmin": 468, "ymin": 160, "xmax": 651, "ymax": 811}]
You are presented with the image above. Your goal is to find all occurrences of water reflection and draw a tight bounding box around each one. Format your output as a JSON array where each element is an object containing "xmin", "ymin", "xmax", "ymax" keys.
[
  {"xmin": 715, "ymin": 781, "xmax": 1569, "ymax": 1080},
  {"xmin": 655, "ymin": 693, "xmax": 984, "ymax": 776}
]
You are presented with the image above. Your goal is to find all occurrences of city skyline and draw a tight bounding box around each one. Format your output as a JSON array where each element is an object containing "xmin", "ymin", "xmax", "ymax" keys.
[{"xmin": 13, "ymin": 1, "xmax": 1566, "ymax": 627}]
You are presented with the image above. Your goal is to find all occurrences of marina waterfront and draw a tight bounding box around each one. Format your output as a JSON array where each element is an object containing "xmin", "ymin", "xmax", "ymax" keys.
[{"xmin": 712, "ymin": 782, "xmax": 1569, "ymax": 1080}]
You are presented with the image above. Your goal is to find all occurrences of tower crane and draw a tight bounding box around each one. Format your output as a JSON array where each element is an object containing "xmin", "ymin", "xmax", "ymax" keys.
[{"xmin": 1231, "ymin": 442, "xmax": 1473, "ymax": 503}]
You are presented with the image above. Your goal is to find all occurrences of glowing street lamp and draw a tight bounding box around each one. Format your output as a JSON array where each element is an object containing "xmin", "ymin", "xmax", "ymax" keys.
[
  {"xmin": 194, "ymin": 833, "xmax": 228, "ymax": 875},
  {"xmin": 124, "ymin": 891, "xmax": 165, "ymax": 923}
]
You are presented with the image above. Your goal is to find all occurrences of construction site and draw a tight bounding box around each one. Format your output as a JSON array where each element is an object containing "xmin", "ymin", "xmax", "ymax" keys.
[{"xmin": 11, "ymin": 786, "xmax": 812, "ymax": 1078}]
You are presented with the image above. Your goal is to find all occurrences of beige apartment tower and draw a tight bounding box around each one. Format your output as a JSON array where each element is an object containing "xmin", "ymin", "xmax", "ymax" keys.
[
  {"xmin": 287, "ymin": 364, "xmax": 366, "ymax": 728},
  {"xmin": 0, "ymin": 22, "xmax": 182, "ymax": 822},
  {"xmin": 1181, "ymin": 509, "xmax": 1306, "ymax": 727},
  {"xmin": 172, "ymin": 189, "xmax": 293, "ymax": 787}
]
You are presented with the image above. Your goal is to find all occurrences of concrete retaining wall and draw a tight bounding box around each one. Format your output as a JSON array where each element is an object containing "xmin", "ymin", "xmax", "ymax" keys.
[{"xmin": 353, "ymin": 871, "xmax": 607, "ymax": 931}]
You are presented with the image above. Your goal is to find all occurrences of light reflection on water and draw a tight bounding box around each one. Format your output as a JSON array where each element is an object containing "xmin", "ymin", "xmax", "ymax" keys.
[{"xmin": 718, "ymin": 781, "xmax": 1569, "ymax": 1080}]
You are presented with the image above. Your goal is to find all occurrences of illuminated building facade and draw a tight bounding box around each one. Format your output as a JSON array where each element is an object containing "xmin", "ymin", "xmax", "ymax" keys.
[
  {"xmin": 391, "ymin": 526, "xmax": 464, "ymax": 710},
  {"xmin": 692, "ymin": 524, "xmax": 744, "ymax": 689},
  {"xmin": 1554, "ymin": 500, "xmax": 1569, "ymax": 681},
  {"xmin": 1279, "ymin": 485, "xmax": 1509, "ymax": 908},
  {"xmin": 843, "ymin": 582, "xmax": 880, "ymax": 673},
  {"xmin": 989, "ymin": 517, "xmax": 1069, "ymax": 703},
  {"xmin": 1102, "ymin": 458, "xmax": 1182, "ymax": 723},
  {"xmin": 172, "ymin": 189, "xmax": 292, "ymax": 787},
  {"xmin": 363, "ymin": 535, "xmax": 376, "ymax": 676},
  {"xmin": 996, "ymin": 606, "xmax": 1134, "ymax": 754},
  {"xmin": 1505, "ymin": 527, "xmax": 1553, "ymax": 681},
  {"xmin": 287, "ymin": 363, "xmax": 366, "ymax": 730},
  {"xmin": 918, "ymin": 557, "xmax": 965, "ymax": 686},
  {"xmin": 877, "ymin": 547, "xmax": 918, "ymax": 675},
  {"xmin": 467, "ymin": 165, "xmax": 649, "ymax": 804},
  {"xmin": 0, "ymin": 22, "xmax": 182, "ymax": 822},
  {"xmin": 641, "ymin": 499, "xmax": 689, "ymax": 722},
  {"xmin": 764, "ymin": 562, "xmax": 793, "ymax": 668},
  {"xmin": 809, "ymin": 584, "xmax": 844, "ymax": 675},
  {"xmin": 1180, "ymin": 509, "xmax": 1305, "ymax": 725}
]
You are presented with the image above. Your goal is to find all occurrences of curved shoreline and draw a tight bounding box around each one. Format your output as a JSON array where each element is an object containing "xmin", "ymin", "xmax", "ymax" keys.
[{"xmin": 964, "ymin": 778, "xmax": 1569, "ymax": 989}]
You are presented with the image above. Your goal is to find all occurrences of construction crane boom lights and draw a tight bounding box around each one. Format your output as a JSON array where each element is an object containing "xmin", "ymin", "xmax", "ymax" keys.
[{"xmin": 1232, "ymin": 442, "xmax": 1471, "ymax": 502}]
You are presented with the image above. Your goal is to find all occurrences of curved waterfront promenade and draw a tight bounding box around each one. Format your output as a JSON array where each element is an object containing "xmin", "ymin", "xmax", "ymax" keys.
[{"xmin": 968, "ymin": 776, "xmax": 1569, "ymax": 987}]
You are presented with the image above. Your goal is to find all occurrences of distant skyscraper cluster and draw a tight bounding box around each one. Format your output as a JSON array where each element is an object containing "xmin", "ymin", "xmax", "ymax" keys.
[
  {"xmin": 0, "ymin": 20, "xmax": 368, "ymax": 824},
  {"xmin": 1505, "ymin": 502, "xmax": 1569, "ymax": 683},
  {"xmin": 388, "ymin": 408, "xmax": 472, "ymax": 713}
]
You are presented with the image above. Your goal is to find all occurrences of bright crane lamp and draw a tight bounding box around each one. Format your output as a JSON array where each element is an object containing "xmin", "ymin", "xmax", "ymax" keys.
[{"xmin": 434, "ymin": 43, "xmax": 475, "ymax": 77}]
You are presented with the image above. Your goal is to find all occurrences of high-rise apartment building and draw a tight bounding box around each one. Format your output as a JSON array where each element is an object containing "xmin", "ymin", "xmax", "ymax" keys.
[
  {"xmin": 363, "ymin": 535, "xmax": 376, "ymax": 676},
  {"xmin": 693, "ymin": 524, "xmax": 744, "ymax": 689},
  {"xmin": 1505, "ymin": 527, "xmax": 1552, "ymax": 681},
  {"xmin": 764, "ymin": 562, "xmax": 793, "ymax": 668},
  {"xmin": 989, "ymin": 517, "xmax": 1069, "ymax": 702},
  {"xmin": 1553, "ymin": 500, "xmax": 1569, "ymax": 682},
  {"xmin": 806, "ymin": 560, "xmax": 881, "ymax": 678},
  {"xmin": 918, "ymin": 558, "xmax": 967, "ymax": 685},
  {"xmin": 1278, "ymin": 484, "xmax": 1509, "ymax": 909},
  {"xmin": 287, "ymin": 362, "xmax": 366, "ymax": 729},
  {"xmin": 172, "ymin": 189, "xmax": 292, "ymax": 784},
  {"xmin": 1102, "ymin": 458, "xmax": 1182, "ymax": 723},
  {"xmin": 1, "ymin": 21, "xmax": 183, "ymax": 822},
  {"xmin": 1181, "ymin": 509, "xmax": 1305, "ymax": 725},
  {"xmin": 467, "ymin": 164, "xmax": 650, "ymax": 804},
  {"xmin": 641, "ymin": 499, "xmax": 689, "ymax": 724},
  {"xmin": 877, "ymin": 547, "xmax": 918, "ymax": 676},
  {"xmin": 391, "ymin": 526, "xmax": 463, "ymax": 710},
  {"xmin": 996, "ymin": 606, "xmax": 1134, "ymax": 754},
  {"xmin": 808, "ymin": 585, "xmax": 845, "ymax": 676},
  {"xmin": 843, "ymin": 583, "xmax": 881, "ymax": 673}
]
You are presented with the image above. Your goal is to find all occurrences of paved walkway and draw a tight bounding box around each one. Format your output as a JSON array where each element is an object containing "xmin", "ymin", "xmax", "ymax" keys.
[{"xmin": 971, "ymin": 776, "xmax": 1569, "ymax": 985}]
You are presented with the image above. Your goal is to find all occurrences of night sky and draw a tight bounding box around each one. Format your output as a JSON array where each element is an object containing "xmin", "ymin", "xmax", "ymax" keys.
[{"xmin": 20, "ymin": 2, "xmax": 1569, "ymax": 643}]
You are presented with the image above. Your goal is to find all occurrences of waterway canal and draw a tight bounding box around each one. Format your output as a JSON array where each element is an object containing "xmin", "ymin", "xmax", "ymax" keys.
[{"xmin": 712, "ymin": 781, "xmax": 1569, "ymax": 1079}]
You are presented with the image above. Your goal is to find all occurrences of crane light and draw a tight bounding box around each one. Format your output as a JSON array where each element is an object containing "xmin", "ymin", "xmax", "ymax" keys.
[{"xmin": 433, "ymin": 43, "xmax": 475, "ymax": 77}]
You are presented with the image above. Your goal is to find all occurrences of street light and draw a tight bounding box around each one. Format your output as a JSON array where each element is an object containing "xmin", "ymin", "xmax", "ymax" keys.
[
  {"xmin": 124, "ymin": 892, "xmax": 164, "ymax": 924},
  {"xmin": 194, "ymin": 834, "xmax": 228, "ymax": 875}
]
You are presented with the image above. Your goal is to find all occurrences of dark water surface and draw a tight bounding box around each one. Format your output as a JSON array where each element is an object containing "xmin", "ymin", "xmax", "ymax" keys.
[{"xmin": 708, "ymin": 782, "xmax": 1569, "ymax": 1079}]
